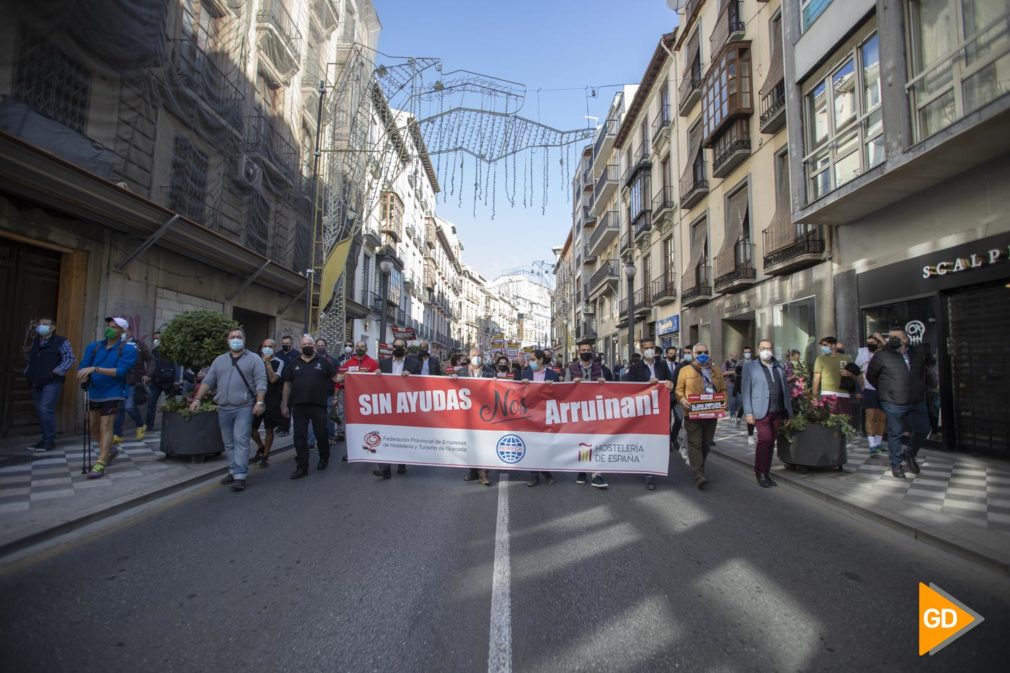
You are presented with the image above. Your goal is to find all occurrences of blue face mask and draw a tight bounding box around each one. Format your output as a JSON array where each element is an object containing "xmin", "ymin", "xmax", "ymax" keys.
[
  {"xmin": 228, "ymin": 338, "xmax": 245, "ymax": 352},
  {"xmin": 530, "ymin": 360, "xmax": 541, "ymax": 371},
  {"xmin": 36, "ymin": 324, "xmax": 52, "ymax": 336},
  {"xmin": 821, "ymin": 345, "xmax": 832, "ymax": 355},
  {"xmin": 682, "ymin": 354, "xmax": 693, "ymax": 363},
  {"xmin": 695, "ymin": 353, "xmax": 711, "ymax": 366}
]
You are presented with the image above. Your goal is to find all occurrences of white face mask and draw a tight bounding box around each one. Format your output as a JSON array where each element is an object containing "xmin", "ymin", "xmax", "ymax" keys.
[
  {"xmin": 643, "ymin": 348, "xmax": 655, "ymax": 360},
  {"xmin": 471, "ymin": 356, "xmax": 482, "ymax": 367},
  {"xmin": 759, "ymin": 349, "xmax": 773, "ymax": 362}
]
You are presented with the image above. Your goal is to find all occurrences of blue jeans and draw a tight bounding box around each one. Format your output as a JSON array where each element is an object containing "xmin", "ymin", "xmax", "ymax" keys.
[
  {"xmin": 218, "ymin": 405, "xmax": 254, "ymax": 480},
  {"xmin": 114, "ymin": 385, "xmax": 144, "ymax": 436},
  {"xmin": 31, "ymin": 380, "xmax": 63, "ymax": 447},
  {"xmin": 880, "ymin": 400, "xmax": 931, "ymax": 467},
  {"xmin": 726, "ymin": 383, "xmax": 740, "ymax": 416}
]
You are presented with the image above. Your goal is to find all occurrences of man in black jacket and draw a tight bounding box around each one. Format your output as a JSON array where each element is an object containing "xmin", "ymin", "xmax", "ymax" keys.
[
  {"xmin": 626, "ymin": 337, "xmax": 674, "ymax": 491},
  {"xmin": 416, "ymin": 340, "xmax": 443, "ymax": 376},
  {"xmin": 866, "ymin": 326, "xmax": 930, "ymax": 479},
  {"xmin": 373, "ymin": 337, "xmax": 420, "ymax": 478}
]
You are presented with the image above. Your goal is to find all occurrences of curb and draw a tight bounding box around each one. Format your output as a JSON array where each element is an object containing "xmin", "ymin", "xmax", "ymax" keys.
[
  {"xmin": 708, "ymin": 445, "xmax": 1010, "ymax": 576},
  {"xmin": 0, "ymin": 441, "xmax": 296, "ymax": 560}
]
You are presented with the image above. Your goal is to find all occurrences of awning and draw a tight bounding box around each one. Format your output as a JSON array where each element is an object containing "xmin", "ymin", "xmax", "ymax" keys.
[{"xmin": 760, "ymin": 20, "xmax": 785, "ymax": 97}]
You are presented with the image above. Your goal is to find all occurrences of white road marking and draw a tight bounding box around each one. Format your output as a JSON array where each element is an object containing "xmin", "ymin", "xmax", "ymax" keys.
[{"xmin": 488, "ymin": 472, "xmax": 512, "ymax": 673}]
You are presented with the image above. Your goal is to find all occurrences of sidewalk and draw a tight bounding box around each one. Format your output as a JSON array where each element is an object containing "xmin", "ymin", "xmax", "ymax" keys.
[
  {"xmin": 0, "ymin": 429, "xmax": 294, "ymax": 557},
  {"xmin": 705, "ymin": 418, "xmax": 1010, "ymax": 574}
]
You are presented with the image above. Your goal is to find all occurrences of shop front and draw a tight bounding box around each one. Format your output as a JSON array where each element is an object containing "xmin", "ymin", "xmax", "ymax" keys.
[
  {"xmin": 856, "ymin": 232, "xmax": 1010, "ymax": 456},
  {"xmin": 656, "ymin": 314, "xmax": 680, "ymax": 350}
]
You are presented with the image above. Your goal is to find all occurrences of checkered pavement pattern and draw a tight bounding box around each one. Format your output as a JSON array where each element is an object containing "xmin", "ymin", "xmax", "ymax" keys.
[
  {"xmin": 0, "ymin": 433, "xmax": 172, "ymax": 515},
  {"xmin": 705, "ymin": 419, "xmax": 1010, "ymax": 538}
]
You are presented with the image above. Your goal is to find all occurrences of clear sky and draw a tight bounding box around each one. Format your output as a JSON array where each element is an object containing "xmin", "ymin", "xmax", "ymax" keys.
[{"xmin": 373, "ymin": 0, "xmax": 679, "ymax": 281}]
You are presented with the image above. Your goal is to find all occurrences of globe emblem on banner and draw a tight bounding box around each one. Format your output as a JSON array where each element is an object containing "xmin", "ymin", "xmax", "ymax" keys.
[{"xmin": 496, "ymin": 434, "xmax": 526, "ymax": 464}]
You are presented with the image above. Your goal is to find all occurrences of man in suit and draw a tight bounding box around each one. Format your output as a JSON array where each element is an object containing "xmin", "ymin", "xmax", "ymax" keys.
[
  {"xmin": 626, "ymin": 337, "xmax": 674, "ymax": 491},
  {"xmin": 373, "ymin": 337, "xmax": 420, "ymax": 478},
  {"xmin": 452, "ymin": 346, "xmax": 496, "ymax": 485},
  {"xmin": 416, "ymin": 340, "xmax": 443, "ymax": 376},
  {"xmin": 517, "ymin": 349, "xmax": 559, "ymax": 487},
  {"xmin": 740, "ymin": 339, "xmax": 794, "ymax": 488},
  {"xmin": 566, "ymin": 338, "xmax": 609, "ymax": 489}
]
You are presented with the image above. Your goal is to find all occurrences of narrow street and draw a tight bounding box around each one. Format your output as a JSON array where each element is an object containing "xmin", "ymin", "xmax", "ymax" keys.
[{"xmin": 2, "ymin": 448, "xmax": 1006, "ymax": 673}]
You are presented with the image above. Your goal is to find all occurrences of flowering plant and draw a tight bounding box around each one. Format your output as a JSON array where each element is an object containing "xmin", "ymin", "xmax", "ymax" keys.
[{"xmin": 779, "ymin": 358, "xmax": 859, "ymax": 442}]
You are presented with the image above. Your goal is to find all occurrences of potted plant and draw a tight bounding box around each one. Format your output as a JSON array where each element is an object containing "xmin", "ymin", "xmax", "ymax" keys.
[
  {"xmin": 777, "ymin": 359, "xmax": 859, "ymax": 470},
  {"xmin": 156, "ymin": 310, "xmax": 237, "ymax": 460}
]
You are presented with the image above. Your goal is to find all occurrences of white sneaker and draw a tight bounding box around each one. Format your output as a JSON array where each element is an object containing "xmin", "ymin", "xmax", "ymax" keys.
[{"xmin": 748, "ymin": 435, "xmax": 755, "ymax": 446}]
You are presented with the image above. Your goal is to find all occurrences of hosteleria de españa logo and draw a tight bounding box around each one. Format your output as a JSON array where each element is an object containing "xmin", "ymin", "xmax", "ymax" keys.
[
  {"xmin": 918, "ymin": 582, "xmax": 984, "ymax": 656},
  {"xmin": 496, "ymin": 434, "xmax": 526, "ymax": 464},
  {"xmin": 577, "ymin": 442, "xmax": 593, "ymax": 462}
]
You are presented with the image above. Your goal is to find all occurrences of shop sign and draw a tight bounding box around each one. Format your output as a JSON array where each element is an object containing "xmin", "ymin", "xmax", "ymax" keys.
[
  {"xmin": 391, "ymin": 326, "xmax": 416, "ymax": 340},
  {"xmin": 656, "ymin": 315, "xmax": 680, "ymax": 336},
  {"xmin": 725, "ymin": 300, "xmax": 751, "ymax": 314},
  {"xmin": 922, "ymin": 246, "xmax": 1010, "ymax": 279}
]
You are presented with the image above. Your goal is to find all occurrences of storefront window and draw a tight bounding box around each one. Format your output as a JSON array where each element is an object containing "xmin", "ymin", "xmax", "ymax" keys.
[
  {"xmin": 861, "ymin": 297, "xmax": 939, "ymax": 358},
  {"xmin": 773, "ymin": 297, "xmax": 817, "ymax": 366}
]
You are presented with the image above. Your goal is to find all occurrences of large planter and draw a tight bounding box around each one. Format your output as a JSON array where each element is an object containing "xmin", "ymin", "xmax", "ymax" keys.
[
  {"xmin": 778, "ymin": 423, "xmax": 847, "ymax": 469},
  {"xmin": 160, "ymin": 410, "xmax": 224, "ymax": 459}
]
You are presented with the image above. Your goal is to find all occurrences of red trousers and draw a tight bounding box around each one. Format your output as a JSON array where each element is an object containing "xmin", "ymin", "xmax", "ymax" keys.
[{"xmin": 754, "ymin": 412, "xmax": 786, "ymax": 475}]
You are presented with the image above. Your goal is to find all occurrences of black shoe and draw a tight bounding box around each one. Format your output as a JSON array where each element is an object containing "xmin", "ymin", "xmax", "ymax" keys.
[
  {"xmin": 277, "ymin": 430, "xmax": 289, "ymax": 437},
  {"xmin": 252, "ymin": 450, "xmax": 264, "ymax": 463},
  {"xmin": 396, "ymin": 464, "xmax": 406, "ymax": 475},
  {"xmin": 903, "ymin": 454, "xmax": 920, "ymax": 474},
  {"xmin": 696, "ymin": 477, "xmax": 709, "ymax": 490},
  {"xmin": 373, "ymin": 469, "xmax": 392, "ymax": 479},
  {"xmin": 645, "ymin": 476, "xmax": 656, "ymax": 491},
  {"xmin": 341, "ymin": 455, "xmax": 348, "ymax": 462},
  {"xmin": 890, "ymin": 465, "xmax": 906, "ymax": 479},
  {"xmin": 546, "ymin": 473, "xmax": 555, "ymax": 485},
  {"xmin": 220, "ymin": 474, "xmax": 235, "ymax": 485},
  {"xmin": 258, "ymin": 458, "xmax": 269, "ymax": 468},
  {"xmin": 464, "ymin": 470, "xmax": 479, "ymax": 481},
  {"xmin": 576, "ymin": 472, "xmax": 587, "ymax": 484},
  {"xmin": 30, "ymin": 440, "xmax": 46, "ymax": 449},
  {"xmin": 765, "ymin": 473, "xmax": 778, "ymax": 487},
  {"xmin": 317, "ymin": 458, "xmax": 329, "ymax": 471},
  {"xmin": 756, "ymin": 473, "xmax": 772, "ymax": 488},
  {"xmin": 527, "ymin": 475, "xmax": 539, "ymax": 487},
  {"xmin": 231, "ymin": 479, "xmax": 246, "ymax": 492},
  {"xmin": 336, "ymin": 434, "xmax": 345, "ymax": 441},
  {"xmin": 290, "ymin": 468, "xmax": 308, "ymax": 480}
]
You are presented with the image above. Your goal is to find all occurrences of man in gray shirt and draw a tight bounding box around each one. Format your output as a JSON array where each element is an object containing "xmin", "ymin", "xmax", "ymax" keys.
[{"xmin": 190, "ymin": 327, "xmax": 267, "ymax": 491}]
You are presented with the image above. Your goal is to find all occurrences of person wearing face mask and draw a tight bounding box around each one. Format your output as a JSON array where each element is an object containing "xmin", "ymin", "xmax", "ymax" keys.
[
  {"xmin": 452, "ymin": 346, "xmax": 496, "ymax": 486},
  {"xmin": 494, "ymin": 355, "xmax": 512, "ymax": 379},
  {"xmin": 189, "ymin": 328, "xmax": 266, "ymax": 490},
  {"xmin": 144, "ymin": 330, "xmax": 181, "ymax": 432},
  {"xmin": 669, "ymin": 344, "xmax": 694, "ymax": 453},
  {"xmin": 813, "ymin": 336, "xmax": 854, "ymax": 416},
  {"xmin": 675, "ymin": 343, "xmax": 727, "ymax": 490},
  {"xmin": 740, "ymin": 339, "xmax": 793, "ymax": 488},
  {"xmin": 518, "ymin": 349, "xmax": 558, "ymax": 486},
  {"xmin": 77, "ymin": 317, "xmax": 137, "ymax": 478},
  {"xmin": 371, "ymin": 338, "xmax": 420, "ymax": 478},
  {"xmin": 336, "ymin": 341, "xmax": 380, "ymax": 460},
  {"xmin": 855, "ymin": 334, "xmax": 887, "ymax": 455},
  {"xmin": 627, "ymin": 338, "xmax": 675, "ymax": 491},
  {"xmin": 866, "ymin": 327, "xmax": 930, "ymax": 479},
  {"xmin": 733, "ymin": 347, "xmax": 756, "ymax": 444},
  {"xmin": 24, "ymin": 317, "xmax": 76, "ymax": 452},
  {"xmin": 110, "ymin": 323, "xmax": 152, "ymax": 445},
  {"xmin": 332, "ymin": 340, "xmax": 355, "ymax": 443},
  {"xmin": 312, "ymin": 338, "xmax": 338, "ymax": 446},
  {"xmin": 281, "ymin": 335, "xmax": 340, "ymax": 480},
  {"xmin": 416, "ymin": 340, "xmax": 443, "ymax": 376},
  {"xmin": 594, "ymin": 354, "xmax": 614, "ymax": 382},
  {"xmin": 338, "ymin": 341, "xmax": 355, "ymax": 366},
  {"xmin": 275, "ymin": 335, "xmax": 296, "ymax": 436},
  {"xmin": 566, "ymin": 338, "xmax": 609, "ymax": 489},
  {"xmin": 250, "ymin": 338, "xmax": 284, "ymax": 468}
]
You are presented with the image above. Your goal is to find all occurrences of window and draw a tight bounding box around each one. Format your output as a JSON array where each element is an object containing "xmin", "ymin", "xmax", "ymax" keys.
[
  {"xmin": 907, "ymin": 0, "xmax": 1010, "ymax": 140},
  {"xmin": 802, "ymin": 30, "xmax": 883, "ymax": 202},
  {"xmin": 13, "ymin": 27, "xmax": 91, "ymax": 133},
  {"xmin": 801, "ymin": 0, "xmax": 833, "ymax": 32},
  {"xmin": 629, "ymin": 172, "xmax": 651, "ymax": 225},
  {"xmin": 702, "ymin": 45, "xmax": 752, "ymax": 143},
  {"xmin": 168, "ymin": 135, "xmax": 209, "ymax": 223}
]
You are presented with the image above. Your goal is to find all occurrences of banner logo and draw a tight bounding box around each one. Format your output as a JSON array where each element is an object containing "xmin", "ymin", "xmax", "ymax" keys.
[
  {"xmin": 918, "ymin": 582, "xmax": 984, "ymax": 656},
  {"xmin": 363, "ymin": 431, "xmax": 382, "ymax": 453},
  {"xmin": 495, "ymin": 434, "xmax": 526, "ymax": 464},
  {"xmin": 577, "ymin": 442, "xmax": 593, "ymax": 462}
]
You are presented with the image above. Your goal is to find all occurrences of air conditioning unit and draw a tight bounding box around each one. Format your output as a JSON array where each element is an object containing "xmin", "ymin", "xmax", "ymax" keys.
[{"xmin": 237, "ymin": 155, "xmax": 263, "ymax": 191}]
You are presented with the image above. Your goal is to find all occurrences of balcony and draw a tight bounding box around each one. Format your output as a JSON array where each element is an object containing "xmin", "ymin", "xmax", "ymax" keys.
[
  {"xmin": 623, "ymin": 144, "xmax": 652, "ymax": 187},
  {"xmin": 425, "ymin": 217, "xmax": 437, "ymax": 249},
  {"xmin": 301, "ymin": 57, "xmax": 331, "ymax": 129},
  {"xmin": 710, "ymin": 1, "xmax": 746, "ymax": 61},
  {"xmin": 582, "ymin": 167, "xmax": 593, "ymax": 192},
  {"xmin": 588, "ymin": 210, "xmax": 620, "ymax": 257},
  {"xmin": 651, "ymin": 104, "xmax": 672, "ymax": 150},
  {"xmin": 759, "ymin": 81, "xmax": 786, "ymax": 134},
  {"xmin": 762, "ymin": 224, "xmax": 826, "ymax": 275},
  {"xmin": 380, "ymin": 191, "xmax": 404, "ymax": 243},
  {"xmin": 651, "ymin": 272, "xmax": 677, "ymax": 305},
  {"xmin": 592, "ymin": 118, "xmax": 618, "ymax": 167},
  {"xmin": 256, "ymin": 0, "xmax": 302, "ymax": 86},
  {"xmin": 245, "ymin": 114, "xmax": 298, "ymax": 182},
  {"xmin": 581, "ymin": 204, "xmax": 596, "ymax": 228},
  {"xmin": 583, "ymin": 240, "xmax": 596, "ymax": 265},
  {"xmin": 678, "ymin": 59, "xmax": 703, "ymax": 116},
  {"xmin": 620, "ymin": 228, "xmax": 632, "ymax": 254},
  {"xmin": 593, "ymin": 164, "xmax": 619, "ymax": 213},
  {"xmin": 617, "ymin": 298, "xmax": 629, "ymax": 327},
  {"xmin": 581, "ymin": 318, "xmax": 597, "ymax": 338},
  {"xmin": 681, "ymin": 264, "xmax": 714, "ymax": 307},
  {"xmin": 679, "ymin": 159, "xmax": 709, "ymax": 210},
  {"xmin": 715, "ymin": 240, "xmax": 757, "ymax": 294},
  {"xmin": 711, "ymin": 118, "xmax": 751, "ymax": 178},
  {"xmin": 169, "ymin": 38, "xmax": 245, "ymax": 132},
  {"xmin": 633, "ymin": 288, "xmax": 650, "ymax": 317},
  {"xmin": 632, "ymin": 209, "xmax": 652, "ymax": 242},
  {"xmin": 310, "ymin": 0, "xmax": 340, "ymax": 37},
  {"xmin": 424, "ymin": 258, "xmax": 436, "ymax": 290},
  {"xmin": 588, "ymin": 259, "xmax": 620, "ymax": 296},
  {"xmin": 652, "ymin": 186, "xmax": 675, "ymax": 229}
]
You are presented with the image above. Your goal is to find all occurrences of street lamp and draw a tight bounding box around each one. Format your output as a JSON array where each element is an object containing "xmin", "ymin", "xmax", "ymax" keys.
[
  {"xmin": 379, "ymin": 257, "xmax": 394, "ymax": 349},
  {"xmin": 624, "ymin": 261, "xmax": 636, "ymax": 364}
]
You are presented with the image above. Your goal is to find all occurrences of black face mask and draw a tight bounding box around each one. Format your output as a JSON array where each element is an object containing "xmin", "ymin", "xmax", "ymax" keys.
[
  {"xmin": 887, "ymin": 337, "xmax": 903, "ymax": 350},
  {"xmin": 355, "ymin": 348, "xmax": 366, "ymax": 357},
  {"xmin": 419, "ymin": 349, "xmax": 429, "ymax": 356},
  {"xmin": 392, "ymin": 347, "xmax": 406, "ymax": 358},
  {"xmin": 282, "ymin": 344, "xmax": 292, "ymax": 352},
  {"xmin": 579, "ymin": 352, "xmax": 592, "ymax": 362},
  {"xmin": 301, "ymin": 346, "xmax": 315, "ymax": 356},
  {"xmin": 866, "ymin": 343, "xmax": 878, "ymax": 352},
  {"xmin": 497, "ymin": 364, "xmax": 509, "ymax": 372},
  {"xmin": 316, "ymin": 347, "xmax": 327, "ymax": 356}
]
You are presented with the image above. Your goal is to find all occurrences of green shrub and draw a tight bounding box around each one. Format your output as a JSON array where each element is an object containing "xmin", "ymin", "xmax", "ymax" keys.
[{"xmin": 158, "ymin": 310, "xmax": 237, "ymax": 372}]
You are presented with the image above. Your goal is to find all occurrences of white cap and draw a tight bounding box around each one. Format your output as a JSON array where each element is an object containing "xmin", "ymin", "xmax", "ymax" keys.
[{"xmin": 106, "ymin": 316, "xmax": 129, "ymax": 330}]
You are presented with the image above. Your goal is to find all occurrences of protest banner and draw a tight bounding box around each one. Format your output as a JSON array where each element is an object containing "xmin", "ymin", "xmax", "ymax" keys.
[
  {"xmin": 687, "ymin": 393, "xmax": 726, "ymax": 419},
  {"xmin": 344, "ymin": 375, "xmax": 670, "ymax": 475}
]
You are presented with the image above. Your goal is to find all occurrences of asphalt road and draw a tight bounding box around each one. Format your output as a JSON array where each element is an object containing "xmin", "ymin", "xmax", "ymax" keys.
[{"xmin": 1, "ymin": 447, "xmax": 1008, "ymax": 673}]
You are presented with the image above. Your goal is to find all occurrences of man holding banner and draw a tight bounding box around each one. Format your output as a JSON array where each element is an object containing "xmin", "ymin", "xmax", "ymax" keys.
[
  {"xmin": 517, "ymin": 349, "xmax": 558, "ymax": 487},
  {"xmin": 566, "ymin": 338, "xmax": 609, "ymax": 489},
  {"xmin": 454, "ymin": 346, "xmax": 496, "ymax": 486},
  {"xmin": 372, "ymin": 337, "xmax": 419, "ymax": 478},
  {"xmin": 675, "ymin": 343, "xmax": 726, "ymax": 490},
  {"xmin": 626, "ymin": 337, "xmax": 674, "ymax": 491}
]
